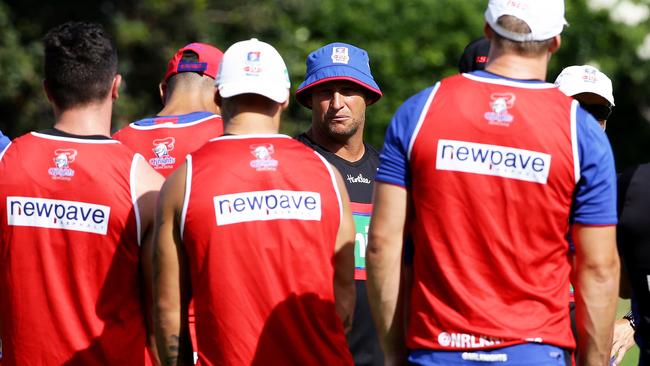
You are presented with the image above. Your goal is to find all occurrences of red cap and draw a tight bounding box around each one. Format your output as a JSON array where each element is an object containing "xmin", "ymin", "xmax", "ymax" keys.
[{"xmin": 163, "ymin": 42, "xmax": 224, "ymax": 82}]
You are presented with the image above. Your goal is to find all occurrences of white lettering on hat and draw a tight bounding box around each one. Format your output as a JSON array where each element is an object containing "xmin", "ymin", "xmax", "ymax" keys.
[{"xmin": 331, "ymin": 47, "xmax": 350, "ymax": 64}]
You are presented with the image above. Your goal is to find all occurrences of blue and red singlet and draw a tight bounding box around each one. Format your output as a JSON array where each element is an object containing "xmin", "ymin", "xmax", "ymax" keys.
[{"xmin": 376, "ymin": 71, "xmax": 617, "ymax": 359}]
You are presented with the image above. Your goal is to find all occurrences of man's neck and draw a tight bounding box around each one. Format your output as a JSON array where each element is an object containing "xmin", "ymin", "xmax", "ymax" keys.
[
  {"xmin": 52, "ymin": 100, "xmax": 112, "ymax": 137},
  {"xmin": 158, "ymin": 93, "xmax": 218, "ymax": 117},
  {"xmin": 224, "ymin": 112, "xmax": 279, "ymax": 135},
  {"xmin": 484, "ymin": 50, "xmax": 549, "ymax": 81},
  {"xmin": 306, "ymin": 128, "xmax": 365, "ymax": 162}
]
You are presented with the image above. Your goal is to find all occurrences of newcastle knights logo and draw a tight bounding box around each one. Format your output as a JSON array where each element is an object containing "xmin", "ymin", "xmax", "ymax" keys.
[
  {"xmin": 331, "ymin": 46, "xmax": 350, "ymax": 64},
  {"xmin": 484, "ymin": 92, "xmax": 516, "ymax": 126},
  {"xmin": 48, "ymin": 148, "xmax": 77, "ymax": 180},
  {"xmin": 249, "ymin": 143, "xmax": 279, "ymax": 171},
  {"xmin": 244, "ymin": 51, "xmax": 263, "ymax": 76},
  {"xmin": 150, "ymin": 137, "xmax": 176, "ymax": 170}
]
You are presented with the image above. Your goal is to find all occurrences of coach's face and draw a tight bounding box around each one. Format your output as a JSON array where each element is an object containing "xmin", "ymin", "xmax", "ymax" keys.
[{"xmin": 309, "ymin": 80, "xmax": 368, "ymax": 142}]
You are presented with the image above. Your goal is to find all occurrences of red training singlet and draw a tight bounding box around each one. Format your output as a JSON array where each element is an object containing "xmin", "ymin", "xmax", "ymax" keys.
[
  {"xmin": 182, "ymin": 134, "xmax": 353, "ymax": 366},
  {"xmin": 0, "ymin": 132, "xmax": 147, "ymax": 365},
  {"xmin": 407, "ymin": 75, "xmax": 577, "ymax": 351},
  {"xmin": 113, "ymin": 112, "xmax": 223, "ymax": 177}
]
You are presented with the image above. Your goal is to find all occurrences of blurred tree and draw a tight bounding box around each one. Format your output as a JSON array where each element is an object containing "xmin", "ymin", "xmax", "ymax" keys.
[{"xmin": 1, "ymin": 0, "xmax": 650, "ymax": 171}]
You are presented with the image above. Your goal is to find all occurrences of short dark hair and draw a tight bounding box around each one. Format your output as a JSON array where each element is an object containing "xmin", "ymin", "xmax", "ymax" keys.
[
  {"xmin": 492, "ymin": 15, "xmax": 554, "ymax": 57},
  {"xmin": 43, "ymin": 21, "xmax": 118, "ymax": 110}
]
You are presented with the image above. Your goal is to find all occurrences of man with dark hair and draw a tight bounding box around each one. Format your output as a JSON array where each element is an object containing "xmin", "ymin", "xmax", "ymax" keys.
[
  {"xmin": 0, "ymin": 21, "xmax": 163, "ymax": 365},
  {"xmin": 113, "ymin": 42, "xmax": 224, "ymax": 364},
  {"xmin": 113, "ymin": 42, "xmax": 224, "ymax": 177},
  {"xmin": 294, "ymin": 42, "xmax": 384, "ymax": 366},
  {"xmin": 153, "ymin": 38, "xmax": 356, "ymax": 365},
  {"xmin": 556, "ymin": 65, "xmax": 615, "ymax": 131},
  {"xmin": 367, "ymin": 1, "xmax": 619, "ymax": 365}
]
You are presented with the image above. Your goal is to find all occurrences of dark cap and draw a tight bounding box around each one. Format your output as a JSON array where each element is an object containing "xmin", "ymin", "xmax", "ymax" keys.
[{"xmin": 458, "ymin": 38, "xmax": 491, "ymax": 73}]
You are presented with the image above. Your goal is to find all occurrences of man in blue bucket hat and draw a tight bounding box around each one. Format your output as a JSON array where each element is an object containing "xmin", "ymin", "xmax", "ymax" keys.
[{"xmin": 295, "ymin": 42, "xmax": 384, "ymax": 366}]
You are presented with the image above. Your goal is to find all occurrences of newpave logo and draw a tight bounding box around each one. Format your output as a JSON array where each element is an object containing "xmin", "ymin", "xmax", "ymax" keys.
[
  {"xmin": 7, "ymin": 196, "xmax": 111, "ymax": 235},
  {"xmin": 436, "ymin": 139, "xmax": 551, "ymax": 184},
  {"xmin": 213, "ymin": 189, "xmax": 321, "ymax": 226}
]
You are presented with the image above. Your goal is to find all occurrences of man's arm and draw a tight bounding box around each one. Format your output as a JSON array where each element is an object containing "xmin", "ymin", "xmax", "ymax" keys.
[
  {"xmin": 366, "ymin": 182, "xmax": 409, "ymax": 366},
  {"xmin": 134, "ymin": 156, "xmax": 165, "ymax": 366},
  {"xmin": 152, "ymin": 163, "xmax": 193, "ymax": 366},
  {"xmin": 572, "ymin": 224, "xmax": 620, "ymax": 366},
  {"xmin": 331, "ymin": 168, "xmax": 356, "ymax": 334}
]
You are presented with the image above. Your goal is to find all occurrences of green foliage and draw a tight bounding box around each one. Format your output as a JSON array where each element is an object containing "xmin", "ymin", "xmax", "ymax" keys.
[{"xmin": 2, "ymin": 0, "xmax": 650, "ymax": 170}]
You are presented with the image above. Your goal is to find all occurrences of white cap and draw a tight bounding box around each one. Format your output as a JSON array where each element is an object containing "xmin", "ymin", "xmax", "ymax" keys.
[
  {"xmin": 216, "ymin": 38, "xmax": 290, "ymax": 103},
  {"xmin": 555, "ymin": 65, "xmax": 615, "ymax": 106},
  {"xmin": 485, "ymin": 0, "xmax": 568, "ymax": 42}
]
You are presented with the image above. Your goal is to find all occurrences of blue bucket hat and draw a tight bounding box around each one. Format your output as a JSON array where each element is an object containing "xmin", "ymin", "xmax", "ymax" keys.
[{"xmin": 296, "ymin": 42, "xmax": 382, "ymax": 108}]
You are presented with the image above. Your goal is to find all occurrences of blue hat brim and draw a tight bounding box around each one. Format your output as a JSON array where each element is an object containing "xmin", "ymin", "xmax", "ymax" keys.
[{"xmin": 295, "ymin": 65, "xmax": 382, "ymax": 108}]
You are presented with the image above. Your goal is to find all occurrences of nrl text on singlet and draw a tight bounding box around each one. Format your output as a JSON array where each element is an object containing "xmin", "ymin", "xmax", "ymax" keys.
[{"xmin": 213, "ymin": 189, "xmax": 322, "ymax": 226}]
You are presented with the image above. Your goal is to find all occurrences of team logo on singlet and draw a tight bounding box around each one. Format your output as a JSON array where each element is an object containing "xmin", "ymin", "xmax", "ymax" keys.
[
  {"xmin": 150, "ymin": 137, "xmax": 176, "ymax": 170},
  {"xmin": 48, "ymin": 148, "xmax": 77, "ymax": 180},
  {"xmin": 249, "ymin": 143, "xmax": 279, "ymax": 171},
  {"xmin": 331, "ymin": 47, "xmax": 350, "ymax": 64},
  {"xmin": 244, "ymin": 51, "xmax": 262, "ymax": 75},
  {"xmin": 484, "ymin": 92, "xmax": 516, "ymax": 126}
]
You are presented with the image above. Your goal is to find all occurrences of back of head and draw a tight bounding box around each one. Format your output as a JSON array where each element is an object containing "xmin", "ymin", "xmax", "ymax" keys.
[
  {"xmin": 216, "ymin": 38, "xmax": 290, "ymax": 122},
  {"xmin": 43, "ymin": 21, "xmax": 117, "ymax": 110},
  {"xmin": 484, "ymin": 0, "xmax": 567, "ymax": 56}
]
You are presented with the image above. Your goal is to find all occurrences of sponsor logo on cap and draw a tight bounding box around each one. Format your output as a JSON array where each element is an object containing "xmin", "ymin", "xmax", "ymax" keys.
[
  {"xmin": 7, "ymin": 196, "xmax": 111, "ymax": 235},
  {"xmin": 582, "ymin": 68, "xmax": 598, "ymax": 83},
  {"xmin": 48, "ymin": 148, "xmax": 77, "ymax": 180},
  {"xmin": 249, "ymin": 143, "xmax": 278, "ymax": 171},
  {"xmin": 484, "ymin": 92, "xmax": 516, "ymax": 126},
  {"xmin": 331, "ymin": 46, "xmax": 350, "ymax": 64}
]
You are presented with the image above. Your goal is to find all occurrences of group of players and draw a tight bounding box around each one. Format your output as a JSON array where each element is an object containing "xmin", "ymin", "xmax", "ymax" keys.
[{"xmin": 0, "ymin": 0, "xmax": 648, "ymax": 365}]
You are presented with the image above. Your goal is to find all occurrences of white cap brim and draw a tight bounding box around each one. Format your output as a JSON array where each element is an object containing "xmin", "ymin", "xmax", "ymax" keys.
[{"xmin": 218, "ymin": 82, "xmax": 289, "ymax": 103}]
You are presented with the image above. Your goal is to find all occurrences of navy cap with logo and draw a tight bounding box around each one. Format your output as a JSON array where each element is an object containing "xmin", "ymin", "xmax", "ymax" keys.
[
  {"xmin": 295, "ymin": 42, "xmax": 382, "ymax": 108},
  {"xmin": 458, "ymin": 38, "xmax": 491, "ymax": 73}
]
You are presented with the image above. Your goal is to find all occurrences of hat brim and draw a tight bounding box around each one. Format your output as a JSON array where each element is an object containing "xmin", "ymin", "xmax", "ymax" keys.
[
  {"xmin": 559, "ymin": 85, "xmax": 615, "ymax": 106},
  {"xmin": 218, "ymin": 82, "xmax": 289, "ymax": 104},
  {"xmin": 295, "ymin": 66, "xmax": 382, "ymax": 108}
]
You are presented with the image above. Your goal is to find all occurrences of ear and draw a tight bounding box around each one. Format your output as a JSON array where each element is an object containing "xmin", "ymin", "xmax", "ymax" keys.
[
  {"xmin": 214, "ymin": 89, "xmax": 223, "ymax": 108},
  {"xmin": 483, "ymin": 23, "xmax": 494, "ymax": 40},
  {"xmin": 159, "ymin": 82, "xmax": 167, "ymax": 105},
  {"xmin": 111, "ymin": 74, "xmax": 122, "ymax": 101},
  {"xmin": 280, "ymin": 98, "xmax": 289, "ymax": 111},
  {"xmin": 548, "ymin": 35, "xmax": 561, "ymax": 54}
]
